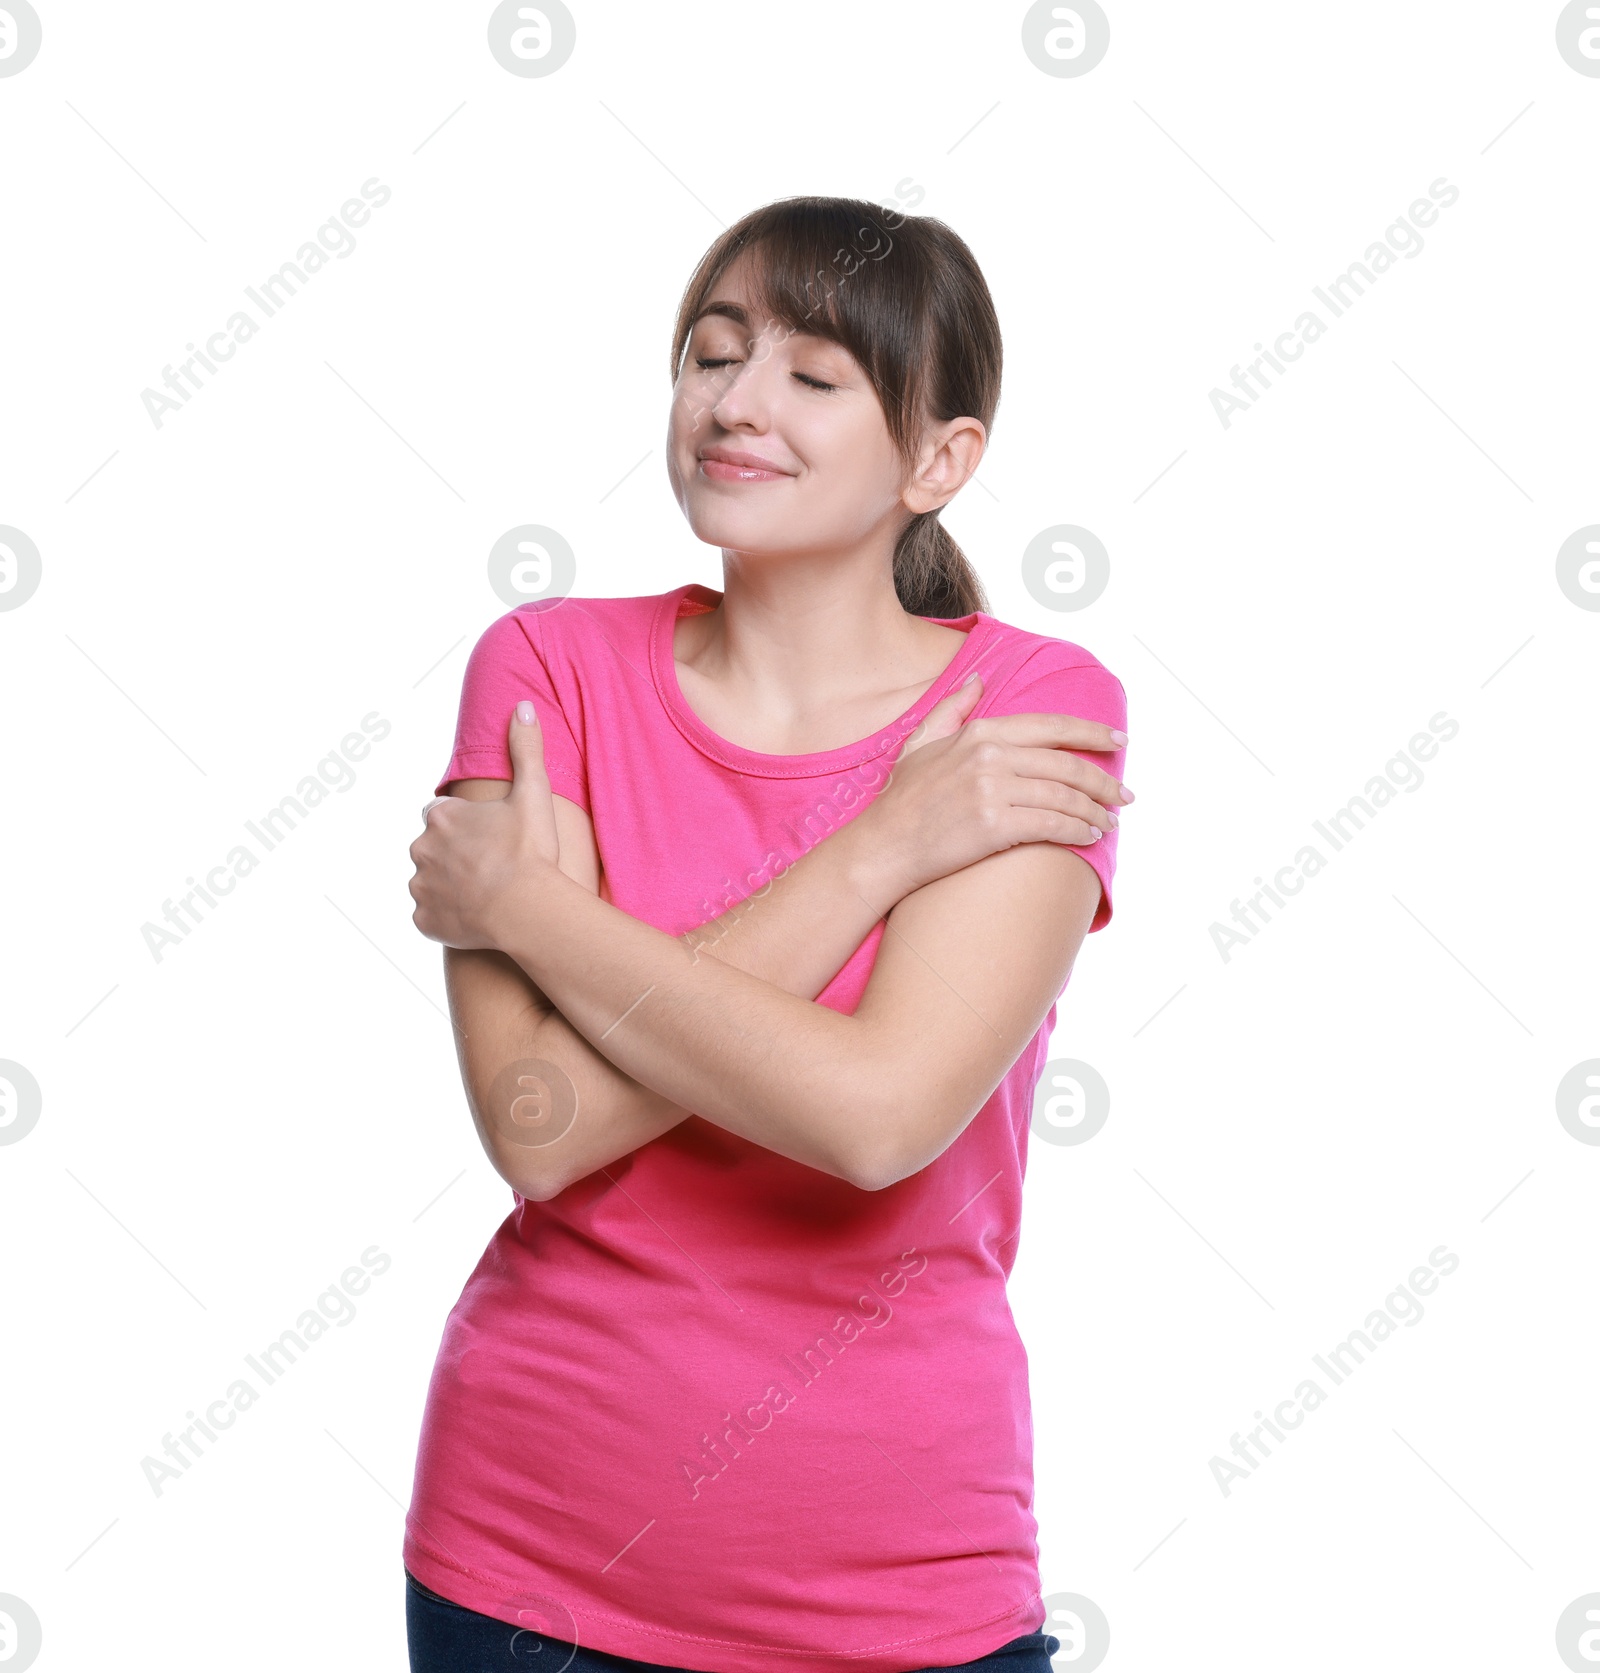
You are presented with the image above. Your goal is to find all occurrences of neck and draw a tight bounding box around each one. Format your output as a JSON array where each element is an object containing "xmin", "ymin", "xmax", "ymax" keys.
[{"xmin": 668, "ymin": 550, "xmax": 970, "ymax": 754}]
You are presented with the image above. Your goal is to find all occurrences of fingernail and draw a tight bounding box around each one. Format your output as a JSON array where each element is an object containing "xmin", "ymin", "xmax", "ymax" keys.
[
  {"xmin": 1106, "ymin": 809, "xmax": 1119, "ymax": 826},
  {"xmin": 516, "ymin": 701, "xmax": 536, "ymax": 725},
  {"xmin": 961, "ymin": 673, "xmax": 980, "ymax": 689},
  {"xmin": 1119, "ymin": 784, "xmax": 1135, "ymax": 803},
  {"xmin": 1087, "ymin": 827, "xmax": 1101, "ymax": 841},
  {"xmin": 1109, "ymin": 728, "xmax": 1128, "ymax": 746}
]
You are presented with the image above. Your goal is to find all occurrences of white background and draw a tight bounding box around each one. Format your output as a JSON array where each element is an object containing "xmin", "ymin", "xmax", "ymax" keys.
[{"xmin": 2, "ymin": 3, "xmax": 1597, "ymax": 1669}]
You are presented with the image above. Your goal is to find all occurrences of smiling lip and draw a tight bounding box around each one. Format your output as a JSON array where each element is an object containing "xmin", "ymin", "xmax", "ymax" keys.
[{"xmin": 698, "ymin": 447, "xmax": 793, "ymax": 482}]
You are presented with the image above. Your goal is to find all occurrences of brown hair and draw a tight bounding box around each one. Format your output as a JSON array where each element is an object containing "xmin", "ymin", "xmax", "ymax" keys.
[{"xmin": 669, "ymin": 195, "xmax": 999, "ymax": 619}]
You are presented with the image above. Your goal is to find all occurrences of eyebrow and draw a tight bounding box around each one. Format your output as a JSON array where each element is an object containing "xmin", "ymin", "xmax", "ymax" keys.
[
  {"xmin": 689, "ymin": 303, "xmax": 846, "ymax": 358},
  {"xmin": 691, "ymin": 301, "xmax": 751, "ymax": 329}
]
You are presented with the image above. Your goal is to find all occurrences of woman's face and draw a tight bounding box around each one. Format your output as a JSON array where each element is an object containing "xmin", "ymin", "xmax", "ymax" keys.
[{"xmin": 666, "ymin": 249, "xmax": 922, "ymax": 560}]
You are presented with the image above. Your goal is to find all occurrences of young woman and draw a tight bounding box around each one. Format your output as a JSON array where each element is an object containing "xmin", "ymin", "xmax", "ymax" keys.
[{"xmin": 404, "ymin": 196, "xmax": 1132, "ymax": 1673}]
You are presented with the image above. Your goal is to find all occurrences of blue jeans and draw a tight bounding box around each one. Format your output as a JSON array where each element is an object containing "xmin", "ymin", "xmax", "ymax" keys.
[{"xmin": 405, "ymin": 1570, "xmax": 1061, "ymax": 1673}]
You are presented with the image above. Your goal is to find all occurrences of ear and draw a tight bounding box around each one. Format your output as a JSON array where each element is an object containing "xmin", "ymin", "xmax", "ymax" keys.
[{"xmin": 902, "ymin": 416, "xmax": 987, "ymax": 516}]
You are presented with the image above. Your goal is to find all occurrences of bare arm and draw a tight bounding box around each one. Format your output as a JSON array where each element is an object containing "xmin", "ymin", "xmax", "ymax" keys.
[
  {"xmin": 441, "ymin": 780, "xmax": 910, "ymax": 1202},
  {"xmin": 416, "ymin": 693, "xmax": 1124, "ymax": 1194},
  {"xmin": 487, "ymin": 826, "xmax": 1101, "ymax": 1192},
  {"xmin": 441, "ymin": 787, "xmax": 691, "ymax": 1202}
]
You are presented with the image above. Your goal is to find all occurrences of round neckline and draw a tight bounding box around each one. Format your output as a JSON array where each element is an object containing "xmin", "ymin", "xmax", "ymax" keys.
[{"xmin": 649, "ymin": 581, "xmax": 1000, "ymax": 778}]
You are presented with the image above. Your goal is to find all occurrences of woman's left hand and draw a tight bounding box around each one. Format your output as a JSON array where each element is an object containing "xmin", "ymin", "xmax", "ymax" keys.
[{"xmin": 409, "ymin": 702, "xmax": 561, "ymax": 949}]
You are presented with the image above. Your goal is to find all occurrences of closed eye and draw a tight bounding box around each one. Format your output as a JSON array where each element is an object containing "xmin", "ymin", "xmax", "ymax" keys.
[{"xmin": 695, "ymin": 357, "xmax": 838, "ymax": 393}]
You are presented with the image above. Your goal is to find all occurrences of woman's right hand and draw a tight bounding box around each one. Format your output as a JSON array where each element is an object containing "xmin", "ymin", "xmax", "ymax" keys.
[{"xmin": 860, "ymin": 674, "xmax": 1132, "ymax": 897}]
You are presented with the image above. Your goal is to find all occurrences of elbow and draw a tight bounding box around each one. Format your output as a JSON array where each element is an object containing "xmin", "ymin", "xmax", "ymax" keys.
[
  {"xmin": 847, "ymin": 1159, "xmax": 897, "ymax": 1194},
  {"xmin": 837, "ymin": 1088, "xmax": 918, "ymax": 1194},
  {"xmin": 848, "ymin": 1146, "xmax": 920, "ymax": 1193},
  {"xmin": 843, "ymin": 1080, "xmax": 973, "ymax": 1193},
  {"xmin": 470, "ymin": 1090, "xmax": 570, "ymax": 1201},
  {"xmin": 807, "ymin": 1134, "xmax": 885, "ymax": 1194},
  {"xmin": 500, "ymin": 1155, "xmax": 566, "ymax": 1201},
  {"xmin": 479, "ymin": 1146, "xmax": 559, "ymax": 1202},
  {"xmin": 847, "ymin": 1147, "xmax": 923, "ymax": 1194},
  {"xmin": 490, "ymin": 1127, "xmax": 581, "ymax": 1201}
]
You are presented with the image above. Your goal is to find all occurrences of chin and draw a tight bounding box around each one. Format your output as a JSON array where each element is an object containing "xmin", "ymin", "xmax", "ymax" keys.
[{"xmin": 683, "ymin": 503, "xmax": 789, "ymax": 554}]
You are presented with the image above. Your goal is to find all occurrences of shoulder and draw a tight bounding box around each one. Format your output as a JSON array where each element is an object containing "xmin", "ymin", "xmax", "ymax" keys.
[
  {"xmin": 476, "ymin": 591, "xmax": 665, "ymax": 644},
  {"xmin": 970, "ymin": 614, "xmax": 1126, "ymax": 715},
  {"xmin": 465, "ymin": 589, "xmax": 681, "ymax": 669}
]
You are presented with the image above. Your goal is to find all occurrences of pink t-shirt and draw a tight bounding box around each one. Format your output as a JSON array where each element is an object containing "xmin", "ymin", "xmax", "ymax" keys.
[{"xmin": 405, "ymin": 582, "xmax": 1127, "ymax": 1673}]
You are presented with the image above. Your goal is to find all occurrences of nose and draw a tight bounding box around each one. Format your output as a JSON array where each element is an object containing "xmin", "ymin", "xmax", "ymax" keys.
[{"xmin": 708, "ymin": 332, "xmax": 785, "ymax": 432}]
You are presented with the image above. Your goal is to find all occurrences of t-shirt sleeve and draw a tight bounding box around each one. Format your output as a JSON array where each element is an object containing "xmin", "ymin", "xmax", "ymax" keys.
[
  {"xmin": 978, "ymin": 647, "xmax": 1127, "ymax": 933},
  {"xmin": 434, "ymin": 607, "xmax": 589, "ymax": 810}
]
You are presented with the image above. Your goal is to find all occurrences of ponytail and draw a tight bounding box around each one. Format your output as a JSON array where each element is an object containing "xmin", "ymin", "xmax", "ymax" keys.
[{"xmin": 893, "ymin": 512, "xmax": 988, "ymax": 618}]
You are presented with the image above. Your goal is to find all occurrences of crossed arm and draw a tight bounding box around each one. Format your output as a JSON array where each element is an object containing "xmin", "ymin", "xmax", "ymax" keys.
[{"xmin": 416, "ymin": 695, "xmax": 1127, "ymax": 1197}]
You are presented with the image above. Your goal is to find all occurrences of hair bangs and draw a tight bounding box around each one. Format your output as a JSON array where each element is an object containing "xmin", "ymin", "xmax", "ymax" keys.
[{"xmin": 674, "ymin": 198, "xmax": 931, "ymax": 457}]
